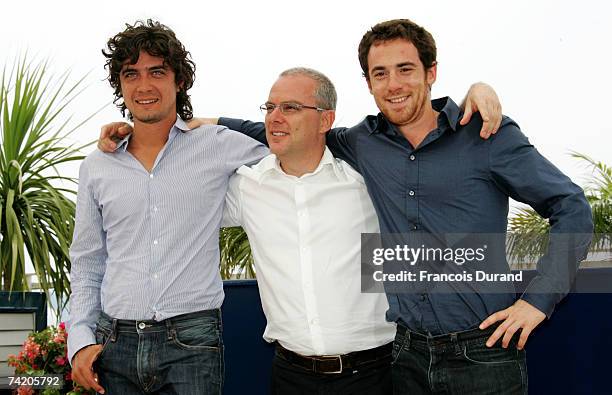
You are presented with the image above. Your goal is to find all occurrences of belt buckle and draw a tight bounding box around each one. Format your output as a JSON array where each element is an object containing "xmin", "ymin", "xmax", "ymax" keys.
[{"xmin": 317, "ymin": 355, "xmax": 343, "ymax": 374}]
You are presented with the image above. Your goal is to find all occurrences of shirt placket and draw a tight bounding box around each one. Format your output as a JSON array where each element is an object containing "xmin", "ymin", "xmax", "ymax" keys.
[
  {"xmin": 294, "ymin": 180, "xmax": 325, "ymax": 354},
  {"xmin": 148, "ymin": 168, "xmax": 162, "ymax": 319},
  {"xmin": 145, "ymin": 131, "xmax": 177, "ymax": 320}
]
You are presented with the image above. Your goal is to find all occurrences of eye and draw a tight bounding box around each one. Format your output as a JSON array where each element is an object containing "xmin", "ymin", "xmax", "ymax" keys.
[
  {"xmin": 260, "ymin": 103, "xmax": 276, "ymax": 114},
  {"xmin": 372, "ymin": 70, "xmax": 387, "ymax": 80},
  {"xmin": 399, "ymin": 67, "xmax": 413, "ymax": 74},
  {"xmin": 152, "ymin": 69, "xmax": 166, "ymax": 77},
  {"xmin": 123, "ymin": 71, "xmax": 137, "ymax": 80},
  {"xmin": 281, "ymin": 103, "xmax": 300, "ymax": 113}
]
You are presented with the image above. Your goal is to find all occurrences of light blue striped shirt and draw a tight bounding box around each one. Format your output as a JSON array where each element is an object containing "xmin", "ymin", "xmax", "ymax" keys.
[{"xmin": 67, "ymin": 117, "xmax": 268, "ymax": 361}]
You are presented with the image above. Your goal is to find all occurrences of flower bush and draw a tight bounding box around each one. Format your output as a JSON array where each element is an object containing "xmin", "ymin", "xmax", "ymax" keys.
[{"xmin": 7, "ymin": 323, "xmax": 93, "ymax": 395}]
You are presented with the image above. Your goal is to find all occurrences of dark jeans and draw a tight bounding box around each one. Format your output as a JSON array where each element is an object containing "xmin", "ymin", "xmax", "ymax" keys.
[
  {"xmin": 271, "ymin": 346, "xmax": 392, "ymax": 395},
  {"xmin": 94, "ymin": 310, "xmax": 224, "ymax": 395},
  {"xmin": 392, "ymin": 324, "xmax": 527, "ymax": 395}
]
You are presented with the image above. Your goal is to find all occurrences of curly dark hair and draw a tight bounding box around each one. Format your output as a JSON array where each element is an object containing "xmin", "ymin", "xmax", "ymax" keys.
[
  {"xmin": 102, "ymin": 19, "xmax": 195, "ymax": 120},
  {"xmin": 358, "ymin": 19, "xmax": 437, "ymax": 81}
]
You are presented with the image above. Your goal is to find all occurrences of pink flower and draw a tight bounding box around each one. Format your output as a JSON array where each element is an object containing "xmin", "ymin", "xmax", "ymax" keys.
[
  {"xmin": 55, "ymin": 356, "xmax": 67, "ymax": 366},
  {"xmin": 65, "ymin": 371, "xmax": 72, "ymax": 381},
  {"xmin": 59, "ymin": 322, "xmax": 66, "ymax": 331},
  {"xmin": 17, "ymin": 387, "xmax": 34, "ymax": 395}
]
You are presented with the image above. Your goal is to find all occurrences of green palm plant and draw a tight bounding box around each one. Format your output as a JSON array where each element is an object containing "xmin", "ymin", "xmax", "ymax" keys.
[
  {"xmin": 0, "ymin": 57, "xmax": 98, "ymax": 316},
  {"xmin": 219, "ymin": 226, "xmax": 255, "ymax": 279},
  {"xmin": 507, "ymin": 152, "xmax": 611, "ymax": 267}
]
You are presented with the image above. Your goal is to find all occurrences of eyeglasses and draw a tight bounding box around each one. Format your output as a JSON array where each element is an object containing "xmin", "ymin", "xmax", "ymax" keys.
[{"xmin": 259, "ymin": 102, "xmax": 326, "ymax": 115}]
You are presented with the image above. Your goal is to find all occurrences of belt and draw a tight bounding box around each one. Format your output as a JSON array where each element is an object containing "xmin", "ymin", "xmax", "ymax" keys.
[
  {"xmin": 396, "ymin": 322, "xmax": 498, "ymax": 343},
  {"xmin": 276, "ymin": 343, "xmax": 392, "ymax": 375}
]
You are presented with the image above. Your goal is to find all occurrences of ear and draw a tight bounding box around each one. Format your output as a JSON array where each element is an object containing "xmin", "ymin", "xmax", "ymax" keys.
[
  {"xmin": 176, "ymin": 79, "xmax": 184, "ymax": 92},
  {"xmin": 426, "ymin": 62, "xmax": 437, "ymax": 87},
  {"xmin": 319, "ymin": 110, "xmax": 336, "ymax": 134}
]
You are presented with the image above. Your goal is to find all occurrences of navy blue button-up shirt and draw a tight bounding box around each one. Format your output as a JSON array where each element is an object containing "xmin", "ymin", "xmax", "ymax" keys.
[{"xmin": 219, "ymin": 97, "xmax": 592, "ymax": 335}]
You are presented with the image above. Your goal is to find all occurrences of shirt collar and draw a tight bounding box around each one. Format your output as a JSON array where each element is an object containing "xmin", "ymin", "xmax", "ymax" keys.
[
  {"xmin": 114, "ymin": 116, "xmax": 189, "ymax": 152},
  {"xmin": 369, "ymin": 97, "xmax": 462, "ymax": 136},
  {"xmin": 256, "ymin": 147, "xmax": 343, "ymax": 182}
]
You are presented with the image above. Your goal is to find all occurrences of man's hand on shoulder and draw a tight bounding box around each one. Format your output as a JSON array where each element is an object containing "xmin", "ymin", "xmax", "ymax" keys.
[
  {"xmin": 98, "ymin": 122, "xmax": 133, "ymax": 153},
  {"xmin": 479, "ymin": 299, "xmax": 546, "ymax": 350},
  {"xmin": 186, "ymin": 117, "xmax": 219, "ymax": 129},
  {"xmin": 72, "ymin": 344, "xmax": 106, "ymax": 393},
  {"xmin": 460, "ymin": 82, "xmax": 502, "ymax": 139}
]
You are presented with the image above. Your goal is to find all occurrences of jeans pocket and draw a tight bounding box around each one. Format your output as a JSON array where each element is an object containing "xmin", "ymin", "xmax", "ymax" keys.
[
  {"xmin": 391, "ymin": 333, "xmax": 409, "ymax": 365},
  {"xmin": 172, "ymin": 322, "xmax": 221, "ymax": 351},
  {"xmin": 462, "ymin": 341, "xmax": 519, "ymax": 365},
  {"xmin": 94, "ymin": 326, "xmax": 113, "ymax": 361}
]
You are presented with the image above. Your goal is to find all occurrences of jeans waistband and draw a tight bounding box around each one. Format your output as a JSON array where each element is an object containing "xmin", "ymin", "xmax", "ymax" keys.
[
  {"xmin": 98, "ymin": 309, "xmax": 221, "ymax": 333},
  {"xmin": 397, "ymin": 323, "xmax": 498, "ymax": 345}
]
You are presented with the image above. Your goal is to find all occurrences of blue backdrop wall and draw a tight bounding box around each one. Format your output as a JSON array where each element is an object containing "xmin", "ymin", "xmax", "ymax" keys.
[{"xmin": 222, "ymin": 269, "xmax": 612, "ymax": 395}]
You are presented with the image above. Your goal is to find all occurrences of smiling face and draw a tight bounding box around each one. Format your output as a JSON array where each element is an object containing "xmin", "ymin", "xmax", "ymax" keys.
[
  {"xmin": 119, "ymin": 51, "xmax": 180, "ymax": 125},
  {"xmin": 366, "ymin": 38, "xmax": 436, "ymax": 128},
  {"xmin": 265, "ymin": 74, "xmax": 332, "ymax": 161}
]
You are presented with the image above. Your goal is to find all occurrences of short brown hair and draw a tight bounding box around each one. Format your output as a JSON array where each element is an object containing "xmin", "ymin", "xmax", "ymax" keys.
[{"xmin": 358, "ymin": 19, "xmax": 437, "ymax": 80}]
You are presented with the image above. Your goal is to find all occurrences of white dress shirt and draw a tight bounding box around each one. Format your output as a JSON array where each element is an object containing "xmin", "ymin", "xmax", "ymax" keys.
[{"xmin": 223, "ymin": 148, "xmax": 395, "ymax": 356}]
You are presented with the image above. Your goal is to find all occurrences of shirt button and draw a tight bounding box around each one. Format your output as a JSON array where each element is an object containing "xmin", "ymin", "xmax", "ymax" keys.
[
  {"xmin": 410, "ymin": 155, "xmax": 416, "ymax": 161},
  {"xmin": 149, "ymin": 174, "xmax": 154, "ymax": 179},
  {"xmin": 311, "ymin": 318, "xmax": 319, "ymax": 325},
  {"xmin": 153, "ymin": 274, "xmax": 158, "ymax": 279},
  {"xmin": 153, "ymin": 207, "xmax": 158, "ymax": 212},
  {"xmin": 409, "ymin": 190, "xmax": 415, "ymax": 196},
  {"xmin": 420, "ymin": 294, "xmax": 426, "ymax": 301},
  {"xmin": 153, "ymin": 240, "xmax": 158, "ymax": 245},
  {"xmin": 138, "ymin": 322, "xmax": 146, "ymax": 330},
  {"xmin": 413, "ymin": 224, "xmax": 418, "ymax": 230}
]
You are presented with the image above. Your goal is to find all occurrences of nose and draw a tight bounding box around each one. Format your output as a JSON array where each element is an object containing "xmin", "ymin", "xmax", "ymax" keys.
[
  {"xmin": 267, "ymin": 106, "xmax": 285, "ymax": 122},
  {"xmin": 135, "ymin": 74, "xmax": 154, "ymax": 92},
  {"xmin": 387, "ymin": 71, "xmax": 402, "ymax": 92}
]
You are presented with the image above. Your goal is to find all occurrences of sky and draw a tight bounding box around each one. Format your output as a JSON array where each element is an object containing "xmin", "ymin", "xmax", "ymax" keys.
[{"xmin": 1, "ymin": 0, "xmax": 611, "ymax": 195}]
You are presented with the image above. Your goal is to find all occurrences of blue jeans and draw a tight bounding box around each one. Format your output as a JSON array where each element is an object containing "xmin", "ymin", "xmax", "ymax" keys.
[
  {"xmin": 94, "ymin": 310, "xmax": 224, "ymax": 394},
  {"xmin": 392, "ymin": 324, "xmax": 527, "ymax": 395}
]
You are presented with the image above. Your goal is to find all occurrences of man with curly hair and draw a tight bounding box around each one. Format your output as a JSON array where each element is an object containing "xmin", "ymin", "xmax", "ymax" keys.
[{"xmin": 67, "ymin": 20, "xmax": 267, "ymax": 394}]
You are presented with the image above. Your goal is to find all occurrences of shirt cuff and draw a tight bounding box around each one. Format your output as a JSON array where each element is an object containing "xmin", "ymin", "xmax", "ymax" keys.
[
  {"xmin": 520, "ymin": 291, "xmax": 557, "ymax": 319},
  {"xmin": 67, "ymin": 325, "xmax": 96, "ymax": 365},
  {"xmin": 218, "ymin": 117, "xmax": 244, "ymax": 131}
]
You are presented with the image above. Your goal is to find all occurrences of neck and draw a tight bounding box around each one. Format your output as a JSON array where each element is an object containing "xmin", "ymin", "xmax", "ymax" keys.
[
  {"xmin": 278, "ymin": 147, "xmax": 325, "ymax": 178},
  {"xmin": 131, "ymin": 114, "xmax": 177, "ymax": 148},
  {"xmin": 397, "ymin": 105, "xmax": 439, "ymax": 149}
]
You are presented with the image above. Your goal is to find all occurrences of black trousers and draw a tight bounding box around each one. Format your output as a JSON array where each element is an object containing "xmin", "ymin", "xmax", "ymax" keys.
[{"xmin": 270, "ymin": 349, "xmax": 392, "ymax": 395}]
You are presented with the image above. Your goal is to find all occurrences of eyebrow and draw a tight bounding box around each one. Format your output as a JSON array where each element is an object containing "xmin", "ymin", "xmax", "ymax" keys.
[
  {"xmin": 371, "ymin": 61, "xmax": 418, "ymax": 73},
  {"xmin": 396, "ymin": 62, "xmax": 417, "ymax": 68},
  {"xmin": 120, "ymin": 64, "xmax": 167, "ymax": 75},
  {"xmin": 265, "ymin": 100, "xmax": 306, "ymax": 105}
]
